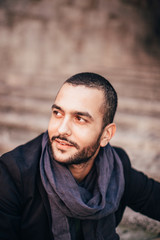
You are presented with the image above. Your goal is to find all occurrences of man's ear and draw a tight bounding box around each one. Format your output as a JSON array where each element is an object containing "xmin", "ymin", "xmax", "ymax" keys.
[{"xmin": 100, "ymin": 123, "xmax": 116, "ymax": 147}]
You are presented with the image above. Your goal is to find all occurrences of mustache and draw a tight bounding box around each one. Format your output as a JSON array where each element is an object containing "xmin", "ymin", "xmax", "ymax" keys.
[{"xmin": 51, "ymin": 135, "xmax": 80, "ymax": 149}]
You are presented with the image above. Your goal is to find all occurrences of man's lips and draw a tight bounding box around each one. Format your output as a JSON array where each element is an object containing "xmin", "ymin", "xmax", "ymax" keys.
[
  {"xmin": 51, "ymin": 136, "xmax": 79, "ymax": 149},
  {"xmin": 55, "ymin": 138, "xmax": 74, "ymax": 147}
]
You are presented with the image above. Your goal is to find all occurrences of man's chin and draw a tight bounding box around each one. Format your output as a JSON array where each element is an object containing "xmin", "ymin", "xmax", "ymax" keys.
[{"xmin": 53, "ymin": 154, "xmax": 91, "ymax": 166}]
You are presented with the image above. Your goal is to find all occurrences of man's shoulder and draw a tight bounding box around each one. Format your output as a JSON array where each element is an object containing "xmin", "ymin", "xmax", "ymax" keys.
[
  {"xmin": 113, "ymin": 146, "xmax": 132, "ymax": 177},
  {"xmin": 113, "ymin": 146, "xmax": 130, "ymax": 164},
  {"xmin": 0, "ymin": 133, "xmax": 44, "ymax": 172}
]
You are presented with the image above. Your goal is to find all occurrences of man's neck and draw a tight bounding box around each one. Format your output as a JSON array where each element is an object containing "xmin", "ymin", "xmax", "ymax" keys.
[
  {"xmin": 68, "ymin": 148, "xmax": 100, "ymax": 182},
  {"xmin": 68, "ymin": 160, "xmax": 94, "ymax": 182}
]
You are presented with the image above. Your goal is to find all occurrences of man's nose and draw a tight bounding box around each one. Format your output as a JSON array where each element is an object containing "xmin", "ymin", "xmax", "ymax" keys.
[{"xmin": 58, "ymin": 117, "xmax": 71, "ymax": 136}]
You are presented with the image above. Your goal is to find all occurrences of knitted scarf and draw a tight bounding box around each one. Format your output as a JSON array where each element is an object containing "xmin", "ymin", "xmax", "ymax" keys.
[{"xmin": 40, "ymin": 131, "xmax": 124, "ymax": 240}]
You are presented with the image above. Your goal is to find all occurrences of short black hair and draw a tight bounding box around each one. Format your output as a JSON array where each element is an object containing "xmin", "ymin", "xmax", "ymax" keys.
[{"xmin": 64, "ymin": 72, "xmax": 118, "ymax": 127}]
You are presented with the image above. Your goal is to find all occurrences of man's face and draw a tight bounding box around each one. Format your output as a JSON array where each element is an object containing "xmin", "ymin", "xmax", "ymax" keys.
[{"xmin": 48, "ymin": 83, "xmax": 106, "ymax": 165}]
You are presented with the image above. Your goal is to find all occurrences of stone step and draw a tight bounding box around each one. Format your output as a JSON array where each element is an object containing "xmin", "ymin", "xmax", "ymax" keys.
[
  {"xmin": 115, "ymin": 112, "xmax": 160, "ymax": 135},
  {"xmin": 0, "ymin": 126, "xmax": 40, "ymax": 154},
  {"xmin": 1, "ymin": 68, "xmax": 160, "ymax": 101},
  {"xmin": 0, "ymin": 94, "xmax": 159, "ymax": 117},
  {"xmin": 118, "ymin": 97, "xmax": 160, "ymax": 117},
  {"xmin": 115, "ymin": 82, "xmax": 160, "ymax": 101},
  {"xmin": 100, "ymin": 65, "xmax": 160, "ymax": 80},
  {"xmin": 17, "ymin": 70, "xmax": 160, "ymax": 88},
  {"xmin": 0, "ymin": 111, "xmax": 49, "ymax": 132},
  {"xmin": 0, "ymin": 83, "xmax": 59, "ymax": 101},
  {"xmin": 0, "ymin": 94, "xmax": 51, "ymax": 115},
  {"xmin": 2, "ymin": 73, "xmax": 159, "ymax": 92}
]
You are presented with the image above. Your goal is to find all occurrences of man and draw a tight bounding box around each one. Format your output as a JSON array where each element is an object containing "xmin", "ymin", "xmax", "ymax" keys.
[{"xmin": 0, "ymin": 72, "xmax": 159, "ymax": 240}]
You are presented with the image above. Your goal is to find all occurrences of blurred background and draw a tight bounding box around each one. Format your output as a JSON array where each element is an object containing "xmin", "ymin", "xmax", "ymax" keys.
[{"xmin": 0, "ymin": 0, "xmax": 160, "ymax": 238}]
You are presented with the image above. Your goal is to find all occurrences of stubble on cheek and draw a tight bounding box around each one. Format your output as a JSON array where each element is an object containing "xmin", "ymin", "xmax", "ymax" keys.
[{"xmin": 47, "ymin": 134, "xmax": 101, "ymax": 166}]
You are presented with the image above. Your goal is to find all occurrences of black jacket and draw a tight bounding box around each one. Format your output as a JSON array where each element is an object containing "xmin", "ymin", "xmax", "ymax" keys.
[{"xmin": 0, "ymin": 134, "xmax": 160, "ymax": 240}]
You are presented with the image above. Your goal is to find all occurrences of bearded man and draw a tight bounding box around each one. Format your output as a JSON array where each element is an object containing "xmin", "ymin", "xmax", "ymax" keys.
[{"xmin": 0, "ymin": 72, "xmax": 159, "ymax": 240}]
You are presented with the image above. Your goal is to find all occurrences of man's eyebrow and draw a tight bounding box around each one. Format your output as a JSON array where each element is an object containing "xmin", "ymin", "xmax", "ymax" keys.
[
  {"xmin": 51, "ymin": 104, "xmax": 62, "ymax": 111},
  {"xmin": 74, "ymin": 111, "xmax": 93, "ymax": 120}
]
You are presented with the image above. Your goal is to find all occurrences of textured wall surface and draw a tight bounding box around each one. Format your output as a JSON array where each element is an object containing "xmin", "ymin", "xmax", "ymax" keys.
[{"xmin": 0, "ymin": 0, "xmax": 160, "ymax": 78}]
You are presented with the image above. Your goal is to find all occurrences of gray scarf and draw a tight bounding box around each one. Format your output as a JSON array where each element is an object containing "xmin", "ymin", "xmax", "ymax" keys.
[{"xmin": 40, "ymin": 131, "xmax": 124, "ymax": 240}]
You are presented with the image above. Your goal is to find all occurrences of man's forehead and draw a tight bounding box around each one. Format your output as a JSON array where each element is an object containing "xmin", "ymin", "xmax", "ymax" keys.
[{"xmin": 54, "ymin": 83, "xmax": 105, "ymax": 114}]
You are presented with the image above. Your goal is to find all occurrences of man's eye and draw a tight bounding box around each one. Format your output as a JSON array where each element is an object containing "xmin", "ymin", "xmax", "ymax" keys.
[
  {"xmin": 75, "ymin": 116, "xmax": 86, "ymax": 123},
  {"xmin": 53, "ymin": 110, "xmax": 62, "ymax": 117}
]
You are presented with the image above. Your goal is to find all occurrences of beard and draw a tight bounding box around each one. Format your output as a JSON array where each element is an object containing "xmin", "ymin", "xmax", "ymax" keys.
[{"xmin": 48, "ymin": 133, "xmax": 102, "ymax": 166}]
